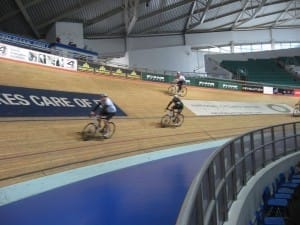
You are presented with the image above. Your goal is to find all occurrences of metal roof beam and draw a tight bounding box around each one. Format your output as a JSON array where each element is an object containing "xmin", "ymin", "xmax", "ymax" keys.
[
  {"xmin": 206, "ymin": 7, "xmax": 300, "ymax": 32},
  {"xmin": 232, "ymin": 0, "xmax": 268, "ymax": 29},
  {"xmin": 245, "ymin": 16, "xmax": 300, "ymax": 29},
  {"xmin": 14, "ymin": 0, "xmax": 40, "ymax": 38},
  {"xmin": 0, "ymin": 0, "xmax": 46, "ymax": 23},
  {"xmin": 87, "ymin": 0, "xmax": 192, "ymax": 35},
  {"xmin": 140, "ymin": 0, "xmax": 240, "ymax": 34},
  {"xmin": 139, "ymin": 14, "xmax": 188, "ymax": 34},
  {"xmin": 199, "ymin": 0, "xmax": 213, "ymax": 24},
  {"xmin": 188, "ymin": 0, "xmax": 288, "ymax": 31},
  {"xmin": 37, "ymin": 0, "xmax": 102, "ymax": 29},
  {"xmin": 124, "ymin": 0, "xmax": 140, "ymax": 35},
  {"xmin": 231, "ymin": 0, "xmax": 250, "ymax": 29},
  {"xmin": 188, "ymin": 0, "xmax": 240, "ymax": 30},
  {"xmin": 85, "ymin": 0, "xmax": 148, "ymax": 27},
  {"xmin": 138, "ymin": 0, "xmax": 194, "ymax": 21},
  {"xmin": 272, "ymin": 0, "xmax": 295, "ymax": 28},
  {"xmin": 184, "ymin": 1, "xmax": 198, "ymax": 31}
]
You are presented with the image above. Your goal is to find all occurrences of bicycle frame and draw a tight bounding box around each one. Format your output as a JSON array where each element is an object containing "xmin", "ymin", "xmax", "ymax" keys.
[{"xmin": 167, "ymin": 83, "xmax": 187, "ymax": 97}]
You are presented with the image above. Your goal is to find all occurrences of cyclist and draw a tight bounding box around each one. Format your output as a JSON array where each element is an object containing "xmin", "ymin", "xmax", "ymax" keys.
[
  {"xmin": 175, "ymin": 71, "xmax": 186, "ymax": 93},
  {"xmin": 166, "ymin": 95, "xmax": 184, "ymax": 120},
  {"xmin": 295, "ymin": 99, "xmax": 300, "ymax": 109},
  {"xmin": 90, "ymin": 93, "xmax": 117, "ymax": 137}
]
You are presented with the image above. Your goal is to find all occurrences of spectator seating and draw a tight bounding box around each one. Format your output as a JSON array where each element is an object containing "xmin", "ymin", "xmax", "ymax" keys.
[
  {"xmin": 250, "ymin": 164, "xmax": 300, "ymax": 225},
  {"xmin": 220, "ymin": 58, "xmax": 300, "ymax": 86}
]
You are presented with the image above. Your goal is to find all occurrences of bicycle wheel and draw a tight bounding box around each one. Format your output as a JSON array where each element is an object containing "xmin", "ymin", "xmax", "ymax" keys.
[
  {"xmin": 178, "ymin": 87, "xmax": 187, "ymax": 97},
  {"xmin": 173, "ymin": 114, "xmax": 184, "ymax": 127},
  {"xmin": 82, "ymin": 123, "xmax": 97, "ymax": 141},
  {"xmin": 168, "ymin": 85, "xmax": 177, "ymax": 95},
  {"xmin": 161, "ymin": 115, "xmax": 171, "ymax": 127},
  {"xmin": 103, "ymin": 122, "xmax": 116, "ymax": 139}
]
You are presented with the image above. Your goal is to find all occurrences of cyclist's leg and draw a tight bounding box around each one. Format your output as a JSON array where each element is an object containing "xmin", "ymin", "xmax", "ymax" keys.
[
  {"xmin": 174, "ymin": 107, "xmax": 183, "ymax": 125},
  {"xmin": 103, "ymin": 112, "xmax": 115, "ymax": 137},
  {"xmin": 177, "ymin": 80, "xmax": 183, "ymax": 92},
  {"xmin": 171, "ymin": 106, "xmax": 176, "ymax": 117},
  {"xmin": 96, "ymin": 114, "xmax": 102, "ymax": 129},
  {"xmin": 172, "ymin": 106, "xmax": 179, "ymax": 122}
]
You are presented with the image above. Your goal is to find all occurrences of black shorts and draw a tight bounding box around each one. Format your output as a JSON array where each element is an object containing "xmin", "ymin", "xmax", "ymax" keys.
[
  {"xmin": 172, "ymin": 104, "xmax": 183, "ymax": 112},
  {"xmin": 177, "ymin": 80, "xmax": 185, "ymax": 86},
  {"xmin": 99, "ymin": 111, "xmax": 115, "ymax": 120}
]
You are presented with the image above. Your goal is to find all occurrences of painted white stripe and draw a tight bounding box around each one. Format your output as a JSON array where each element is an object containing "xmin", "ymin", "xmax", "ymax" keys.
[
  {"xmin": 182, "ymin": 100, "xmax": 293, "ymax": 116},
  {"xmin": 0, "ymin": 138, "xmax": 230, "ymax": 206}
]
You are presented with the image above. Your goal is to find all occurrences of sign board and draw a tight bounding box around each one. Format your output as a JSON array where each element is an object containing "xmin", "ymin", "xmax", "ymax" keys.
[
  {"xmin": 182, "ymin": 100, "xmax": 293, "ymax": 116},
  {"xmin": 0, "ymin": 85, "xmax": 126, "ymax": 117}
]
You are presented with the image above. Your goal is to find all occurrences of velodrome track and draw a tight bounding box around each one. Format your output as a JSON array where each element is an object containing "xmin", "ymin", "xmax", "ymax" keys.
[{"xmin": 0, "ymin": 58, "xmax": 299, "ymax": 187}]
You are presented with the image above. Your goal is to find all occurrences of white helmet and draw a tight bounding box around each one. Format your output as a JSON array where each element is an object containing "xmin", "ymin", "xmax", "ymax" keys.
[{"xmin": 99, "ymin": 93, "xmax": 108, "ymax": 98}]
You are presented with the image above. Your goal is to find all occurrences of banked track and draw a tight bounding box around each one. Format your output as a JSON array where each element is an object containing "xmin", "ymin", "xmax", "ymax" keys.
[{"xmin": 0, "ymin": 58, "xmax": 298, "ymax": 187}]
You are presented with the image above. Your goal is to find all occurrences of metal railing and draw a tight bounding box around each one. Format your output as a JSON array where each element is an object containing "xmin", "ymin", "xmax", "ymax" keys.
[{"xmin": 176, "ymin": 121, "xmax": 300, "ymax": 225}]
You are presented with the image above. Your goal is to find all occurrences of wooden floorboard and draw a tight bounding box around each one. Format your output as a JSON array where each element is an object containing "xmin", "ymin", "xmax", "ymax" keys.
[{"xmin": 0, "ymin": 58, "xmax": 299, "ymax": 187}]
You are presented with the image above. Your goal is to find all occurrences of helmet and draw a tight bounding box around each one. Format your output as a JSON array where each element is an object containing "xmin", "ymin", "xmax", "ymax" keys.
[
  {"xmin": 99, "ymin": 93, "xmax": 108, "ymax": 98},
  {"xmin": 173, "ymin": 94, "xmax": 179, "ymax": 98}
]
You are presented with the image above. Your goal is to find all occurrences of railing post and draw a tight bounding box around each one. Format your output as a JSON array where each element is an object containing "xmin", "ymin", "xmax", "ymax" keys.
[
  {"xmin": 271, "ymin": 127, "xmax": 276, "ymax": 161},
  {"xmin": 240, "ymin": 138, "xmax": 247, "ymax": 185},
  {"xmin": 283, "ymin": 125, "xmax": 287, "ymax": 156},
  {"xmin": 250, "ymin": 133, "xmax": 256, "ymax": 174},
  {"xmin": 230, "ymin": 142, "xmax": 237, "ymax": 201},
  {"xmin": 261, "ymin": 129, "xmax": 266, "ymax": 168},
  {"xmin": 294, "ymin": 123, "xmax": 298, "ymax": 151}
]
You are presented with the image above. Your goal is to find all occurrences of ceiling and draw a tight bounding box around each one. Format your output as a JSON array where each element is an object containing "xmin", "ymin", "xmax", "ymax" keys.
[{"xmin": 0, "ymin": 0, "xmax": 299, "ymax": 40}]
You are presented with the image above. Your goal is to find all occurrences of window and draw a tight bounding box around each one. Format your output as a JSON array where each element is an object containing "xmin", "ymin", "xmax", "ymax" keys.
[{"xmin": 197, "ymin": 42, "xmax": 300, "ymax": 54}]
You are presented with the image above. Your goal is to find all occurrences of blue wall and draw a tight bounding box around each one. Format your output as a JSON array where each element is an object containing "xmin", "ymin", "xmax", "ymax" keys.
[{"xmin": 0, "ymin": 147, "xmax": 215, "ymax": 225}]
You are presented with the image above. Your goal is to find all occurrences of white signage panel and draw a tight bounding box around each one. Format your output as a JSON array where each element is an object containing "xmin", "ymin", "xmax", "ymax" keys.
[
  {"xmin": 0, "ymin": 43, "xmax": 77, "ymax": 71},
  {"xmin": 182, "ymin": 100, "xmax": 293, "ymax": 116}
]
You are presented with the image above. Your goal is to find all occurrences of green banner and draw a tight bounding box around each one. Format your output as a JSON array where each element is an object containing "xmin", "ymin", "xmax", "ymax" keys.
[
  {"xmin": 193, "ymin": 78, "xmax": 218, "ymax": 88},
  {"xmin": 218, "ymin": 81, "xmax": 241, "ymax": 90},
  {"xmin": 141, "ymin": 72, "xmax": 173, "ymax": 83}
]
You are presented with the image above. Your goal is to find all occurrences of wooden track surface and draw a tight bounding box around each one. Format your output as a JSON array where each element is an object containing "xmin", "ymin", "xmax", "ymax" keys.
[{"xmin": 0, "ymin": 59, "xmax": 299, "ymax": 187}]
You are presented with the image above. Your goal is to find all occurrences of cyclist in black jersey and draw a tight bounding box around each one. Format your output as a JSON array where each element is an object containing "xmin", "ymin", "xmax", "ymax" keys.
[{"xmin": 166, "ymin": 95, "xmax": 184, "ymax": 114}]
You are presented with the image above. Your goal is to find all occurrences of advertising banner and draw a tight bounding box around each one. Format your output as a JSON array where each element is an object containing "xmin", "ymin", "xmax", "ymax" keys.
[
  {"xmin": 0, "ymin": 43, "xmax": 77, "ymax": 71},
  {"xmin": 294, "ymin": 89, "xmax": 300, "ymax": 97},
  {"xmin": 196, "ymin": 79, "xmax": 218, "ymax": 88},
  {"xmin": 111, "ymin": 66, "xmax": 126, "ymax": 78},
  {"xmin": 263, "ymin": 86, "xmax": 274, "ymax": 95},
  {"xmin": 182, "ymin": 100, "xmax": 293, "ymax": 116},
  {"xmin": 141, "ymin": 72, "xmax": 172, "ymax": 83},
  {"xmin": 241, "ymin": 85, "xmax": 263, "ymax": 93},
  {"xmin": 218, "ymin": 82, "xmax": 241, "ymax": 90},
  {"xmin": 0, "ymin": 85, "xmax": 126, "ymax": 117},
  {"xmin": 126, "ymin": 69, "xmax": 141, "ymax": 79},
  {"xmin": 77, "ymin": 61, "xmax": 95, "ymax": 72},
  {"xmin": 95, "ymin": 65, "xmax": 111, "ymax": 75},
  {"xmin": 273, "ymin": 87, "xmax": 294, "ymax": 95}
]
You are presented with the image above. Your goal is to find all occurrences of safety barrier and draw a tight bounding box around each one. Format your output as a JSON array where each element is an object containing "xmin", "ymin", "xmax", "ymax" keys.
[{"xmin": 176, "ymin": 122, "xmax": 300, "ymax": 225}]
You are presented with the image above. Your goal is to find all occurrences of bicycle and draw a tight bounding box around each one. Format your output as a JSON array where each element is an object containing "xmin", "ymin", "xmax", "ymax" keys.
[
  {"xmin": 161, "ymin": 108, "xmax": 184, "ymax": 128},
  {"xmin": 293, "ymin": 105, "xmax": 300, "ymax": 117},
  {"xmin": 167, "ymin": 83, "xmax": 187, "ymax": 97},
  {"xmin": 81, "ymin": 115, "xmax": 116, "ymax": 140}
]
